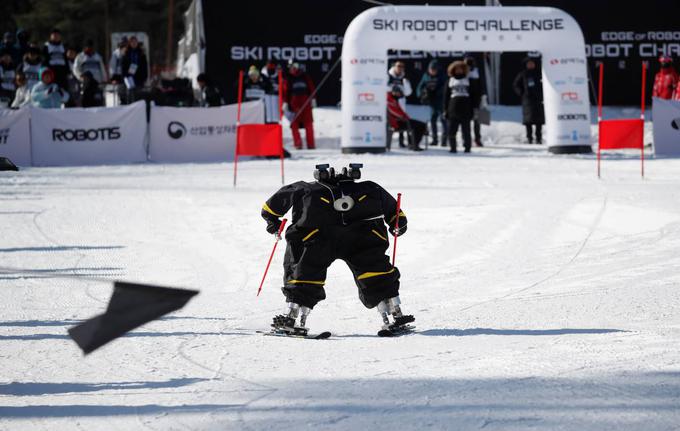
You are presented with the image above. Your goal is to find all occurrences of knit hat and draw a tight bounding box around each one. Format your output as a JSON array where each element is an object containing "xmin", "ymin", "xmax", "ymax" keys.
[{"xmin": 247, "ymin": 65, "xmax": 260, "ymax": 77}]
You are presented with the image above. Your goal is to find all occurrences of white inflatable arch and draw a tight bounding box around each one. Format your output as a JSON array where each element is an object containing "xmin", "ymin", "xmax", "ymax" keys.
[{"xmin": 341, "ymin": 6, "xmax": 592, "ymax": 154}]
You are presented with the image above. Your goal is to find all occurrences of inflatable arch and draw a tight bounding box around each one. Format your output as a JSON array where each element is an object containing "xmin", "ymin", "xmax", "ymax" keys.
[{"xmin": 341, "ymin": 6, "xmax": 592, "ymax": 154}]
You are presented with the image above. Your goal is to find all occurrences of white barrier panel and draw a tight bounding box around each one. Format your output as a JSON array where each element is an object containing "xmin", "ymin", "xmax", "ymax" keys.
[
  {"xmin": 652, "ymin": 97, "xmax": 680, "ymax": 157},
  {"xmin": 0, "ymin": 108, "xmax": 31, "ymax": 166},
  {"xmin": 149, "ymin": 101, "xmax": 264, "ymax": 163},
  {"xmin": 31, "ymin": 101, "xmax": 148, "ymax": 166}
]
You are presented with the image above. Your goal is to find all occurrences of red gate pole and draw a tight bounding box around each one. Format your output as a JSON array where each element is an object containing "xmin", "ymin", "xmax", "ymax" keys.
[
  {"xmin": 640, "ymin": 61, "xmax": 647, "ymax": 178},
  {"xmin": 597, "ymin": 63, "xmax": 604, "ymax": 179},
  {"xmin": 234, "ymin": 70, "xmax": 244, "ymax": 187}
]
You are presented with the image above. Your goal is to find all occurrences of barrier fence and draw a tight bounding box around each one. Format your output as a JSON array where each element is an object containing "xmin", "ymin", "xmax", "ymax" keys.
[{"xmin": 0, "ymin": 100, "xmax": 264, "ymax": 167}]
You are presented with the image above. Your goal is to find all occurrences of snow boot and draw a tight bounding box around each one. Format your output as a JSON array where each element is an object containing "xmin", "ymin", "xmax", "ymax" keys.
[
  {"xmin": 271, "ymin": 302, "xmax": 311, "ymax": 336},
  {"xmin": 377, "ymin": 296, "xmax": 415, "ymax": 331}
]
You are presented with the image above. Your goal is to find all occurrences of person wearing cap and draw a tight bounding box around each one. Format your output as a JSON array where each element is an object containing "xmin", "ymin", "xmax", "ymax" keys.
[
  {"xmin": 283, "ymin": 61, "xmax": 317, "ymax": 149},
  {"xmin": 74, "ymin": 40, "xmax": 107, "ymax": 85},
  {"xmin": 416, "ymin": 59, "xmax": 446, "ymax": 146},
  {"xmin": 20, "ymin": 46, "xmax": 43, "ymax": 90},
  {"xmin": 15, "ymin": 29, "xmax": 30, "ymax": 61},
  {"xmin": 0, "ymin": 49, "xmax": 16, "ymax": 107},
  {"xmin": 261, "ymin": 60, "xmax": 283, "ymax": 123},
  {"xmin": 242, "ymin": 65, "xmax": 271, "ymax": 102},
  {"xmin": 653, "ymin": 56, "xmax": 678, "ymax": 100},
  {"xmin": 513, "ymin": 57, "xmax": 545, "ymax": 145},
  {"xmin": 31, "ymin": 67, "xmax": 69, "ymax": 109},
  {"xmin": 43, "ymin": 28, "xmax": 68, "ymax": 90}
]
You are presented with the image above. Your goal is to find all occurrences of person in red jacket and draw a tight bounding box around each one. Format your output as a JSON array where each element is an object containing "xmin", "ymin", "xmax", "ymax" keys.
[
  {"xmin": 652, "ymin": 56, "xmax": 678, "ymax": 100},
  {"xmin": 386, "ymin": 86, "xmax": 425, "ymax": 151},
  {"xmin": 283, "ymin": 62, "xmax": 316, "ymax": 149}
]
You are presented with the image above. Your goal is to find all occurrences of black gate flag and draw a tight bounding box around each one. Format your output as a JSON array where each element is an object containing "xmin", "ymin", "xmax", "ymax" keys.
[
  {"xmin": 0, "ymin": 157, "xmax": 19, "ymax": 171},
  {"xmin": 68, "ymin": 281, "xmax": 199, "ymax": 354}
]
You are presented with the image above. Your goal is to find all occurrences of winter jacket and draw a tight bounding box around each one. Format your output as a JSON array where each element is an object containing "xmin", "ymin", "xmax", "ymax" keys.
[
  {"xmin": 198, "ymin": 85, "xmax": 224, "ymax": 107},
  {"xmin": 74, "ymin": 51, "xmax": 107, "ymax": 84},
  {"xmin": 122, "ymin": 47, "xmax": 148, "ymax": 87},
  {"xmin": 387, "ymin": 67, "xmax": 412, "ymax": 111},
  {"xmin": 20, "ymin": 57, "xmax": 42, "ymax": 89},
  {"xmin": 416, "ymin": 70, "xmax": 446, "ymax": 109},
  {"xmin": 43, "ymin": 41, "xmax": 68, "ymax": 87},
  {"xmin": 653, "ymin": 67, "xmax": 679, "ymax": 100},
  {"xmin": 387, "ymin": 92, "xmax": 410, "ymax": 129},
  {"xmin": 242, "ymin": 77, "xmax": 271, "ymax": 101},
  {"xmin": 10, "ymin": 85, "xmax": 31, "ymax": 108},
  {"xmin": 0, "ymin": 61, "xmax": 16, "ymax": 104},
  {"xmin": 513, "ymin": 69, "xmax": 545, "ymax": 125},
  {"xmin": 261, "ymin": 178, "xmax": 407, "ymax": 232},
  {"xmin": 283, "ymin": 71, "xmax": 315, "ymax": 123},
  {"xmin": 444, "ymin": 64, "xmax": 474, "ymax": 122},
  {"xmin": 467, "ymin": 66, "xmax": 486, "ymax": 108},
  {"xmin": 31, "ymin": 81, "xmax": 69, "ymax": 108},
  {"xmin": 261, "ymin": 67, "xmax": 281, "ymax": 95}
]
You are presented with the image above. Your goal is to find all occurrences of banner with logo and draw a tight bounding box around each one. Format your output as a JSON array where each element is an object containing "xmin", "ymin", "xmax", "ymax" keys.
[
  {"xmin": 148, "ymin": 100, "xmax": 264, "ymax": 163},
  {"xmin": 652, "ymin": 97, "xmax": 680, "ymax": 157},
  {"xmin": 30, "ymin": 102, "xmax": 147, "ymax": 166},
  {"xmin": 0, "ymin": 108, "xmax": 31, "ymax": 166}
]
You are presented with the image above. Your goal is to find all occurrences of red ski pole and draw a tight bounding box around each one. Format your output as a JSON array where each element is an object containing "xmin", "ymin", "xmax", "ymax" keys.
[
  {"xmin": 257, "ymin": 218, "xmax": 287, "ymax": 296},
  {"xmin": 391, "ymin": 193, "xmax": 402, "ymax": 266}
]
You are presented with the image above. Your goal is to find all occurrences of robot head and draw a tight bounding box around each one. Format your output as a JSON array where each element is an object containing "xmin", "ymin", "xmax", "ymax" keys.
[{"xmin": 313, "ymin": 163, "xmax": 363, "ymax": 182}]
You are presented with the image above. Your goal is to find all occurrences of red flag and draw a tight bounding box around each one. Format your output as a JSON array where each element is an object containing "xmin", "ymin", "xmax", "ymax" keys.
[
  {"xmin": 598, "ymin": 119, "xmax": 643, "ymax": 150},
  {"xmin": 237, "ymin": 124, "xmax": 283, "ymax": 157}
]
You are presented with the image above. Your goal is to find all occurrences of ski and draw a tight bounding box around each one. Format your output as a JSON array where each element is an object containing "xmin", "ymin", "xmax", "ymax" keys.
[
  {"xmin": 378, "ymin": 325, "xmax": 416, "ymax": 337},
  {"xmin": 258, "ymin": 330, "xmax": 332, "ymax": 340}
]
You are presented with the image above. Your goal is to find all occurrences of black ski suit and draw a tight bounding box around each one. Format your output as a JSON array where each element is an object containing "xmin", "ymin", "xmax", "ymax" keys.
[{"xmin": 261, "ymin": 178, "xmax": 407, "ymax": 310}]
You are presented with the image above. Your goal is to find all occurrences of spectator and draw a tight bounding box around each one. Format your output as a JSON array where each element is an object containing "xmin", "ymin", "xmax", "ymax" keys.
[
  {"xmin": 388, "ymin": 60, "xmax": 412, "ymax": 148},
  {"xmin": 43, "ymin": 28, "xmax": 68, "ymax": 90},
  {"xmin": 0, "ymin": 49, "xmax": 16, "ymax": 107},
  {"xmin": 242, "ymin": 65, "xmax": 270, "ymax": 102},
  {"xmin": 65, "ymin": 47, "xmax": 79, "ymax": 107},
  {"xmin": 109, "ymin": 38, "xmax": 128, "ymax": 83},
  {"xmin": 79, "ymin": 71, "xmax": 104, "ymax": 107},
  {"xmin": 122, "ymin": 36, "xmax": 148, "ymax": 89},
  {"xmin": 416, "ymin": 59, "xmax": 446, "ymax": 146},
  {"xmin": 261, "ymin": 60, "xmax": 282, "ymax": 123},
  {"xmin": 11, "ymin": 71, "xmax": 31, "ymax": 108},
  {"xmin": 15, "ymin": 29, "xmax": 30, "ymax": 60},
  {"xmin": 387, "ymin": 86, "xmax": 425, "ymax": 151},
  {"xmin": 0, "ymin": 32, "xmax": 20, "ymax": 65},
  {"xmin": 283, "ymin": 61, "xmax": 316, "ymax": 150},
  {"xmin": 465, "ymin": 54, "xmax": 487, "ymax": 147},
  {"xmin": 652, "ymin": 56, "xmax": 678, "ymax": 100},
  {"xmin": 20, "ymin": 46, "xmax": 42, "ymax": 89},
  {"xmin": 31, "ymin": 67, "xmax": 69, "ymax": 109},
  {"xmin": 513, "ymin": 57, "xmax": 545, "ymax": 145},
  {"xmin": 444, "ymin": 60, "xmax": 473, "ymax": 153},
  {"xmin": 196, "ymin": 73, "xmax": 224, "ymax": 107},
  {"xmin": 74, "ymin": 40, "xmax": 107, "ymax": 84}
]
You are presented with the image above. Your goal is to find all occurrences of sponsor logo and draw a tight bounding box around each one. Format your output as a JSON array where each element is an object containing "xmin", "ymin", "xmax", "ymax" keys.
[
  {"xmin": 672, "ymin": 118, "xmax": 680, "ymax": 130},
  {"xmin": 550, "ymin": 57, "xmax": 587, "ymax": 66},
  {"xmin": 168, "ymin": 121, "xmax": 187, "ymax": 139},
  {"xmin": 371, "ymin": 18, "xmax": 565, "ymax": 32},
  {"xmin": 357, "ymin": 92, "xmax": 379, "ymax": 106},
  {"xmin": 349, "ymin": 132, "xmax": 383, "ymax": 143},
  {"xmin": 557, "ymin": 113, "xmax": 588, "ymax": 121},
  {"xmin": 52, "ymin": 127, "xmax": 121, "ymax": 142},
  {"xmin": 0, "ymin": 127, "xmax": 9, "ymax": 144},
  {"xmin": 553, "ymin": 76, "xmax": 587, "ymax": 86},
  {"xmin": 350, "ymin": 58, "xmax": 386, "ymax": 65},
  {"xmin": 352, "ymin": 77, "xmax": 384, "ymax": 87},
  {"xmin": 557, "ymin": 130, "xmax": 589, "ymax": 142},
  {"xmin": 352, "ymin": 115, "xmax": 383, "ymax": 122},
  {"xmin": 168, "ymin": 121, "xmax": 236, "ymax": 139},
  {"xmin": 560, "ymin": 91, "xmax": 584, "ymax": 105}
]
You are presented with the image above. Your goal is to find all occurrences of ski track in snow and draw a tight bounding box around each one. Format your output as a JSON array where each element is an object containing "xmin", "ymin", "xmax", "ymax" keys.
[{"xmin": 1, "ymin": 108, "xmax": 680, "ymax": 430}]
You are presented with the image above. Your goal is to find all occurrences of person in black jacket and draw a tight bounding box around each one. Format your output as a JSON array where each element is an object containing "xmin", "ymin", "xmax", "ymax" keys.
[
  {"xmin": 444, "ymin": 60, "xmax": 473, "ymax": 153},
  {"xmin": 416, "ymin": 60, "xmax": 446, "ymax": 146},
  {"xmin": 465, "ymin": 55, "xmax": 487, "ymax": 147},
  {"xmin": 122, "ymin": 37, "xmax": 148, "ymax": 94},
  {"xmin": 196, "ymin": 73, "xmax": 224, "ymax": 107},
  {"xmin": 261, "ymin": 164, "xmax": 413, "ymax": 335},
  {"xmin": 80, "ymin": 71, "xmax": 104, "ymax": 107},
  {"xmin": 42, "ymin": 29, "xmax": 68, "ymax": 90},
  {"xmin": 513, "ymin": 57, "xmax": 545, "ymax": 144}
]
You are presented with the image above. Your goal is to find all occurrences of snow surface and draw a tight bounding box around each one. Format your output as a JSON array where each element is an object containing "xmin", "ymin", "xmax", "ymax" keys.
[{"xmin": 1, "ymin": 106, "xmax": 679, "ymax": 430}]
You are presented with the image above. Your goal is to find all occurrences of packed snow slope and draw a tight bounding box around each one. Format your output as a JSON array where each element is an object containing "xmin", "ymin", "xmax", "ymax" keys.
[{"xmin": 1, "ymin": 134, "xmax": 680, "ymax": 429}]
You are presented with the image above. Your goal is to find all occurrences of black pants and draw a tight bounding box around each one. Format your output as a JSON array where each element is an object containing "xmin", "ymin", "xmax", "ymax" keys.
[
  {"xmin": 281, "ymin": 221, "xmax": 400, "ymax": 309},
  {"xmin": 448, "ymin": 118, "xmax": 472, "ymax": 151},
  {"xmin": 525, "ymin": 124, "xmax": 543, "ymax": 144},
  {"xmin": 386, "ymin": 119, "xmax": 426, "ymax": 150},
  {"xmin": 472, "ymin": 119, "xmax": 481, "ymax": 144}
]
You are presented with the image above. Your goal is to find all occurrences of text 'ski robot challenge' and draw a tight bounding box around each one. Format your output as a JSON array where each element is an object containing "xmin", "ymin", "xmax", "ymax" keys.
[{"xmin": 260, "ymin": 163, "xmax": 415, "ymax": 336}]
